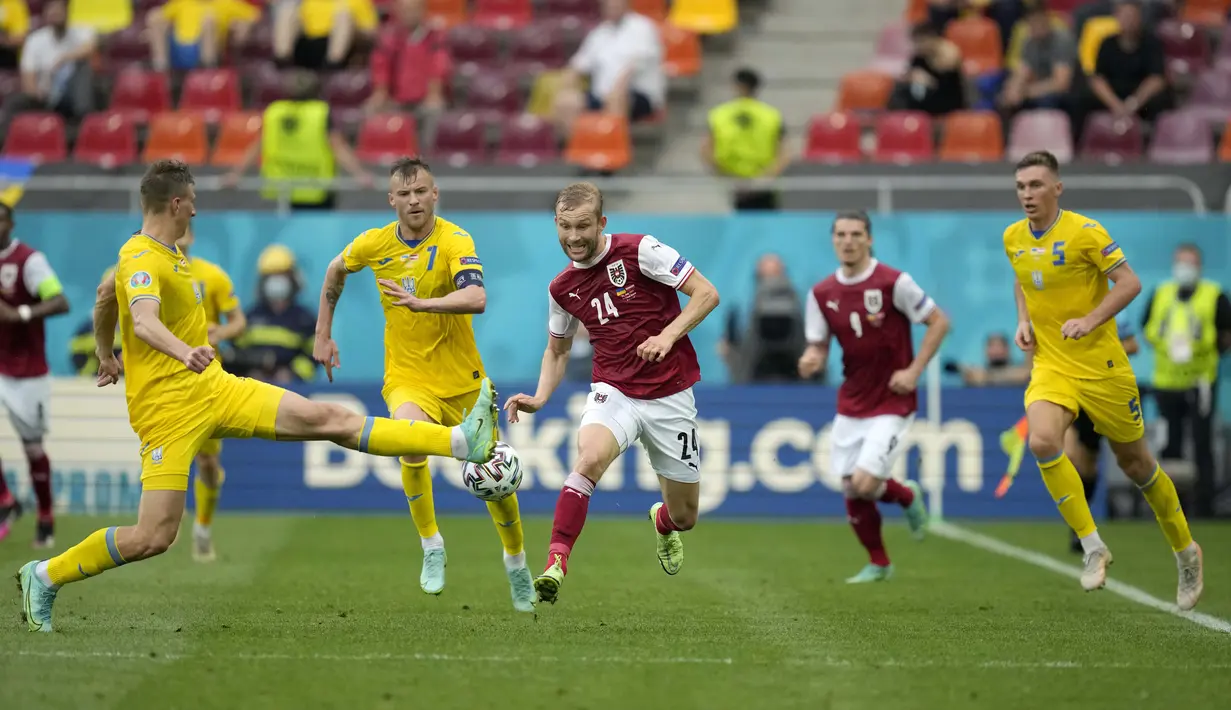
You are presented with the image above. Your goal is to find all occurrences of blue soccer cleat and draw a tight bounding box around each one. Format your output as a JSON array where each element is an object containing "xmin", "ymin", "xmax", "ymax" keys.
[{"xmin": 15, "ymin": 560, "xmax": 57, "ymax": 632}]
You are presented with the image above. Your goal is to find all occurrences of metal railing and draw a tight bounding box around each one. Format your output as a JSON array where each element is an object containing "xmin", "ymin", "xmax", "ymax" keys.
[{"xmin": 12, "ymin": 173, "xmax": 1209, "ymax": 215}]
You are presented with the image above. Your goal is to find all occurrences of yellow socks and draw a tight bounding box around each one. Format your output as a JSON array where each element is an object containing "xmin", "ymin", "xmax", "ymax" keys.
[
  {"xmin": 45, "ymin": 526, "xmax": 127, "ymax": 586},
  {"xmin": 1038, "ymin": 452, "xmax": 1097, "ymax": 538},
  {"xmin": 195, "ymin": 468, "xmax": 224, "ymax": 527},
  {"xmin": 358, "ymin": 417, "xmax": 454, "ymax": 458},
  {"xmin": 401, "ymin": 459, "xmax": 439, "ymax": 539},
  {"xmin": 1139, "ymin": 464, "xmax": 1194, "ymax": 552},
  {"xmin": 487, "ymin": 493, "xmax": 524, "ymax": 556}
]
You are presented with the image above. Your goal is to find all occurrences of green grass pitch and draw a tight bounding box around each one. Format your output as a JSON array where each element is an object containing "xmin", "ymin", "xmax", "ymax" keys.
[{"xmin": 1, "ymin": 515, "xmax": 1228, "ymax": 710}]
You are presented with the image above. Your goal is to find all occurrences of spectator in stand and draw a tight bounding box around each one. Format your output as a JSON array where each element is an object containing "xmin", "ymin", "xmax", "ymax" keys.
[
  {"xmin": 702, "ymin": 68, "xmax": 789, "ymax": 211},
  {"xmin": 0, "ymin": 0, "xmax": 30, "ymax": 69},
  {"xmin": 1072, "ymin": 0, "xmax": 1168, "ymax": 38},
  {"xmin": 146, "ymin": 0, "xmax": 259, "ymax": 72},
  {"xmin": 998, "ymin": 4, "xmax": 1075, "ymax": 113},
  {"xmin": 0, "ymin": 0, "xmax": 96, "ymax": 137},
  {"xmin": 365, "ymin": 0, "xmax": 449, "ymax": 116},
  {"xmin": 273, "ymin": 0, "xmax": 378, "ymax": 71},
  {"xmin": 553, "ymin": 0, "xmax": 664, "ymax": 133},
  {"xmin": 1073, "ymin": 0, "xmax": 1169, "ymax": 140},
  {"xmin": 889, "ymin": 22, "xmax": 966, "ymax": 116},
  {"xmin": 720, "ymin": 254, "xmax": 809, "ymax": 384}
]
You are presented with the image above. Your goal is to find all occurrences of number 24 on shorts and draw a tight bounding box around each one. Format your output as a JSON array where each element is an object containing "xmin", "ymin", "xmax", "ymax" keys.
[{"xmin": 676, "ymin": 427, "xmax": 699, "ymax": 461}]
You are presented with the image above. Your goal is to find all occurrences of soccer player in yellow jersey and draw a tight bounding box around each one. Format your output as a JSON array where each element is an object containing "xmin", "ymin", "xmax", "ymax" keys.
[
  {"xmin": 177, "ymin": 226, "xmax": 247, "ymax": 563},
  {"xmin": 314, "ymin": 157, "xmax": 533, "ymax": 612},
  {"xmin": 1005, "ymin": 151, "xmax": 1203, "ymax": 610},
  {"xmin": 13, "ymin": 160, "xmax": 498, "ymax": 633}
]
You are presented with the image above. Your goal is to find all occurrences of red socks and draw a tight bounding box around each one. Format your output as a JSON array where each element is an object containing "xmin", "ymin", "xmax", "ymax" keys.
[
  {"xmin": 28, "ymin": 454, "xmax": 52, "ymax": 522},
  {"xmin": 846, "ymin": 497, "xmax": 889, "ymax": 567},
  {"xmin": 879, "ymin": 479, "xmax": 914, "ymax": 508},
  {"xmin": 655, "ymin": 504, "xmax": 683, "ymax": 535},
  {"xmin": 547, "ymin": 472, "xmax": 595, "ymax": 574},
  {"xmin": 0, "ymin": 457, "xmax": 11, "ymax": 505}
]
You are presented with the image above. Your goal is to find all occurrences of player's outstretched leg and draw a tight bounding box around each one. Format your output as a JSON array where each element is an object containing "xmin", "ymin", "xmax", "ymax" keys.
[
  {"xmin": 15, "ymin": 489, "xmax": 185, "ymax": 632},
  {"xmin": 192, "ymin": 447, "xmax": 225, "ymax": 563},
  {"xmin": 648, "ymin": 479, "xmax": 698, "ymax": 576},
  {"xmin": 1108, "ymin": 439, "xmax": 1203, "ymax": 611}
]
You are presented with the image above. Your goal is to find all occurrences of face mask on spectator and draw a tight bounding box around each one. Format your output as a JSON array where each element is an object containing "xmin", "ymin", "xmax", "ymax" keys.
[
  {"xmin": 1173, "ymin": 262, "xmax": 1199, "ymax": 288},
  {"xmin": 264, "ymin": 275, "xmax": 293, "ymax": 301}
]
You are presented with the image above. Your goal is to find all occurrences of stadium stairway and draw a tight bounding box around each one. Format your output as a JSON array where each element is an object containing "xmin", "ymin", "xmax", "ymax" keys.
[{"xmin": 624, "ymin": 0, "xmax": 896, "ymax": 212}]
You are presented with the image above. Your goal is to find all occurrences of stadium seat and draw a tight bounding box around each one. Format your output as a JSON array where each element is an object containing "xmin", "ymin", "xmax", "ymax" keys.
[
  {"xmin": 323, "ymin": 70, "xmax": 373, "ymax": 127},
  {"xmin": 669, "ymin": 0, "xmax": 738, "ymax": 35},
  {"xmin": 564, "ymin": 112, "xmax": 631, "ymax": 171},
  {"xmin": 103, "ymin": 24, "xmax": 149, "ymax": 66},
  {"xmin": 463, "ymin": 72, "xmax": 525, "ymax": 121},
  {"xmin": 1078, "ymin": 16, "xmax": 1119, "ymax": 74},
  {"xmin": 630, "ymin": 0, "xmax": 668, "ymax": 21},
  {"xmin": 1219, "ymin": 120, "xmax": 1231, "ymax": 160},
  {"xmin": 429, "ymin": 111, "xmax": 490, "ymax": 167},
  {"xmin": 427, "ymin": 0, "xmax": 469, "ymax": 28},
  {"xmin": 179, "ymin": 69, "xmax": 242, "ymax": 123},
  {"xmin": 495, "ymin": 114, "xmax": 559, "ymax": 166},
  {"xmin": 539, "ymin": 0, "xmax": 601, "ymax": 23},
  {"xmin": 355, "ymin": 113, "xmax": 420, "ymax": 164},
  {"xmin": 1180, "ymin": 0, "xmax": 1230, "ymax": 26},
  {"xmin": 904, "ymin": 0, "xmax": 928, "ymax": 23},
  {"xmin": 661, "ymin": 24, "xmax": 702, "ymax": 78},
  {"xmin": 471, "ymin": 0, "xmax": 532, "ymax": 29},
  {"xmin": 1148, "ymin": 110, "xmax": 1214, "ymax": 164},
  {"xmin": 109, "ymin": 69, "xmax": 171, "ymax": 124},
  {"xmin": 1186, "ymin": 69, "xmax": 1231, "ymax": 125},
  {"xmin": 143, "ymin": 112, "xmax": 209, "ymax": 164},
  {"xmin": 803, "ymin": 113, "xmax": 863, "ymax": 164},
  {"xmin": 448, "ymin": 24, "xmax": 502, "ymax": 76},
  {"xmin": 509, "ymin": 23, "xmax": 569, "ymax": 73},
  {"xmin": 835, "ymin": 70, "xmax": 894, "ymax": 113},
  {"xmin": 250, "ymin": 67, "xmax": 293, "ymax": 108},
  {"xmin": 210, "ymin": 111, "xmax": 263, "ymax": 167},
  {"xmin": 870, "ymin": 21, "xmax": 911, "ymax": 75},
  {"xmin": 2, "ymin": 113, "xmax": 67, "ymax": 164},
  {"xmin": 938, "ymin": 111, "xmax": 1003, "ymax": 162},
  {"xmin": 235, "ymin": 19, "xmax": 275, "ymax": 62},
  {"xmin": 1007, "ymin": 109, "xmax": 1073, "ymax": 162},
  {"xmin": 873, "ymin": 111, "xmax": 933, "ymax": 163},
  {"xmin": 73, "ymin": 112, "xmax": 138, "ymax": 168},
  {"xmin": 1079, "ymin": 112, "xmax": 1144, "ymax": 163},
  {"xmin": 1214, "ymin": 25, "xmax": 1231, "ymax": 71},
  {"xmin": 944, "ymin": 16, "xmax": 1002, "ymax": 75},
  {"xmin": 1158, "ymin": 20, "xmax": 1209, "ymax": 82}
]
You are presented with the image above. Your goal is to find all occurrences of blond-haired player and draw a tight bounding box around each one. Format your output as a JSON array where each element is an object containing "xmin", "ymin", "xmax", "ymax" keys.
[
  {"xmin": 314, "ymin": 157, "xmax": 533, "ymax": 612},
  {"xmin": 14, "ymin": 160, "xmax": 498, "ymax": 633}
]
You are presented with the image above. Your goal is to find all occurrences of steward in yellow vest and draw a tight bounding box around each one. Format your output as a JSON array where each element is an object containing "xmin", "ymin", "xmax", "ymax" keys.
[{"xmin": 703, "ymin": 68, "xmax": 787, "ymax": 211}]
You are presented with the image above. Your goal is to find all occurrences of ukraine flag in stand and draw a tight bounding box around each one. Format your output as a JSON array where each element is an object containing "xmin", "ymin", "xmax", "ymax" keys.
[{"xmin": 0, "ymin": 158, "xmax": 34, "ymax": 208}]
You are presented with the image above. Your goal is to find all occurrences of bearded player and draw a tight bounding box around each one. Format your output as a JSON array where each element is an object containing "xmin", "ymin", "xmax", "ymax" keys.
[
  {"xmin": 314, "ymin": 157, "xmax": 533, "ymax": 612},
  {"xmin": 177, "ymin": 226, "xmax": 247, "ymax": 562},
  {"xmin": 1005, "ymin": 150, "xmax": 1201, "ymax": 609},
  {"xmin": 798, "ymin": 211, "xmax": 945, "ymax": 583},
  {"xmin": 14, "ymin": 160, "xmax": 499, "ymax": 633},
  {"xmin": 504, "ymin": 182, "xmax": 721, "ymax": 605},
  {"xmin": 0, "ymin": 201, "xmax": 70, "ymax": 548}
]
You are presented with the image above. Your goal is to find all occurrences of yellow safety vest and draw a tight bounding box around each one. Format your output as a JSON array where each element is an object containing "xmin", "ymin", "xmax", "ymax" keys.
[
  {"xmin": 261, "ymin": 100, "xmax": 335, "ymax": 205},
  {"xmin": 707, "ymin": 97, "xmax": 782, "ymax": 179},
  {"xmin": 1145, "ymin": 280, "xmax": 1220, "ymax": 390}
]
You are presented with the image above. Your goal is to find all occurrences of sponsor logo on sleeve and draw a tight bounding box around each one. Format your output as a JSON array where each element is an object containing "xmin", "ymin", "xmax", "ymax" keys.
[
  {"xmin": 459, "ymin": 256, "xmax": 482, "ymax": 265},
  {"xmin": 670, "ymin": 256, "xmax": 688, "ymax": 276},
  {"xmin": 1100, "ymin": 242, "xmax": 1120, "ymax": 256}
]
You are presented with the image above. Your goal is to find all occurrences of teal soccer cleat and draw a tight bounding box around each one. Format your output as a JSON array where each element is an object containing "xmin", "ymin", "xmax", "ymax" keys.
[
  {"xmin": 420, "ymin": 548, "xmax": 446, "ymax": 595},
  {"xmin": 846, "ymin": 563, "xmax": 893, "ymax": 584},
  {"xmin": 507, "ymin": 566, "xmax": 535, "ymax": 613},
  {"xmin": 904, "ymin": 480, "xmax": 928, "ymax": 541},
  {"xmin": 459, "ymin": 379, "xmax": 499, "ymax": 463},
  {"xmin": 15, "ymin": 561, "xmax": 57, "ymax": 632}
]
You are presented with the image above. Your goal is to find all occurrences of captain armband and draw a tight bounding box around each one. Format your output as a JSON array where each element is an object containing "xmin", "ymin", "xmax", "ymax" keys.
[{"xmin": 453, "ymin": 269, "xmax": 484, "ymax": 290}]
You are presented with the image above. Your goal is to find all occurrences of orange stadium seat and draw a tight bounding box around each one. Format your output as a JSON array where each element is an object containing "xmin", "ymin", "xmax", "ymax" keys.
[
  {"xmin": 565, "ymin": 112, "xmax": 632, "ymax": 171},
  {"xmin": 109, "ymin": 68, "xmax": 171, "ymax": 124},
  {"xmin": 669, "ymin": 0, "xmax": 738, "ymax": 35},
  {"xmin": 904, "ymin": 0, "xmax": 928, "ymax": 24},
  {"xmin": 355, "ymin": 114, "xmax": 420, "ymax": 164},
  {"xmin": 2, "ymin": 113, "xmax": 67, "ymax": 164},
  {"xmin": 471, "ymin": 0, "xmax": 532, "ymax": 29},
  {"xmin": 1181, "ymin": 0, "xmax": 1231, "ymax": 26},
  {"xmin": 143, "ymin": 112, "xmax": 209, "ymax": 164},
  {"xmin": 210, "ymin": 112, "xmax": 263, "ymax": 167},
  {"xmin": 938, "ymin": 111, "xmax": 1003, "ymax": 162},
  {"xmin": 945, "ymin": 16, "xmax": 1003, "ymax": 75},
  {"xmin": 630, "ymin": 0, "xmax": 668, "ymax": 21},
  {"xmin": 427, "ymin": 0, "xmax": 468, "ymax": 28},
  {"xmin": 804, "ymin": 113, "xmax": 863, "ymax": 164},
  {"xmin": 836, "ymin": 70, "xmax": 895, "ymax": 113},
  {"xmin": 179, "ymin": 69, "xmax": 242, "ymax": 123},
  {"xmin": 74, "ymin": 112, "xmax": 138, "ymax": 167},
  {"xmin": 873, "ymin": 111, "xmax": 934, "ymax": 163},
  {"xmin": 661, "ymin": 24, "xmax": 702, "ymax": 78}
]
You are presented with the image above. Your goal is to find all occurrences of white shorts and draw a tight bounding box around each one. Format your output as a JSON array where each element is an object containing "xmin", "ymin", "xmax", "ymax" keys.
[
  {"xmin": 0, "ymin": 374, "xmax": 50, "ymax": 442},
  {"xmin": 830, "ymin": 413, "xmax": 914, "ymax": 480},
  {"xmin": 580, "ymin": 382, "xmax": 701, "ymax": 484}
]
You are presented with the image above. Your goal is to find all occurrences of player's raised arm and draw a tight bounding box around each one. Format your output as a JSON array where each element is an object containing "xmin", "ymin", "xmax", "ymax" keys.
[
  {"xmin": 633, "ymin": 236, "xmax": 720, "ymax": 363},
  {"xmin": 799, "ymin": 290, "xmax": 829, "ymax": 379},
  {"xmin": 504, "ymin": 291, "xmax": 577, "ymax": 423},
  {"xmin": 314, "ymin": 246, "xmax": 361, "ymax": 381}
]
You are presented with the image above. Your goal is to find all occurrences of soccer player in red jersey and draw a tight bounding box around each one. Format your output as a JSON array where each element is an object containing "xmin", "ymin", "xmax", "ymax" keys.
[
  {"xmin": 503, "ymin": 182, "xmax": 721, "ymax": 605},
  {"xmin": 0, "ymin": 202, "xmax": 70, "ymax": 548},
  {"xmin": 798, "ymin": 210, "xmax": 950, "ymax": 583}
]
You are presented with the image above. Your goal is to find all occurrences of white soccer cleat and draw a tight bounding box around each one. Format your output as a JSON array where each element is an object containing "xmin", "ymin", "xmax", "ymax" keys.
[
  {"xmin": 1080, "ymin": 546, "xmax": 1112, "ymax": 591},
  {"xmin": 192, "ymin": 523, "xmax": 216, "ymax": 563},
  {"xmin": 1176, "ymin": 542, "xmax": 1203, "ymax": 612}
]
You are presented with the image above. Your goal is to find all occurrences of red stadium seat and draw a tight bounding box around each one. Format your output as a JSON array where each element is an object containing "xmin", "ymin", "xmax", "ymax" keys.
[
  {"xmin": 73, "ymin": 112, "xmax": 139, "ymax": 168},
  {"xmin": 462, "ymin": 72, "xmax": 524, "ymax": 121},
  {"xmin": 835, "ymin": 70, "xmax": 894, "ymax": 113},
  {"xmin": 496, "ymin": 114, "xmax": 559, "ymax": 166},
  {"xmin": 540, "ymin": 0, "xmax": 601, "ymax": 23},
  {"xmin": 143, "ymin": 112, "xmax": 209, "ymax": 164},
  {"xmin": 429, "ymin": 111, "xmax": 490, "ymax": 167},
  {"xmin": 1079, "ymin": 112, "xmax": 1144, "ymax": 163},
  {"xmin": 103, "ymin": 24, "xmax": 149, "ymax": 66},
  {"xmin": 323, "ymin": 70, "xmax": 373, "ymax": 127},
  {"xmin": 2, "ymin": 113, "xmax": 67, "ymax": 164},
  {"xmin": 872, "ymin": 111, "xmax": 933, "ymax": 163},
  {"xmin": 249, "ymin": 67, "xmax": 294, "ymax": 109},
  {"xmin": 210, "ymin": 111, "xmax": 264, "ymax": 167},
  {"xmin": 448, "ymin": 24, "xmax": 502, "ymax": 76},
  {"xmin": 355, "ymin": 114, "xmax": 420, "ymax": 163},
  {"xmin": 427, "ymin": 0, "xmax": 469, "ymax": 28},
  {"xmin": 803, "ymin": 112, "xmax": 863, "ymax": 164},
  {"xmin": 1158, "ymin": 20, "xmax": 1209, "ymax": 82},
  {"xmin": 509, "ymin": 23, "xmax": 569, "ymax": 73},
  {"xmin": 234, "ymin": 18, "xmax": 275, "ymax": 62},
  {"xmin": 472, "ymin": 0, "xmax": 532, "ymax": 29},
  {"xmin": 109, "ymin": 69, "xmax": 171, "ymax": 124},
  {"xmin": 179, "ymin": 69, "xmax": 242, "ymax": 123},
  {"xmin": 1148, "ymin": 110, "xmax": 1214, "ymax": 164},
  {"xmin": 938, "ymin": 111, "xmax": 1002, "ymax": 162},
  {"xmin": 1007, "ymin": 109, "xmax": 1073, "ymax": 163},
  {"xmin": 1186, "ymin": 68, "xmax": 1231, "ymax": 126}
]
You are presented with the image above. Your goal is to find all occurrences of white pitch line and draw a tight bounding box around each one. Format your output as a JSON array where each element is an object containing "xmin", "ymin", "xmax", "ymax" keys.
[{"xmin": 931, "ymin": 521, "xmax": 1231, "ymax": 635}]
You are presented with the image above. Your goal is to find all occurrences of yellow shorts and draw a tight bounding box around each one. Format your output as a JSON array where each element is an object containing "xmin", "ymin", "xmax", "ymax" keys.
[
  {"xmin": 140, "ymin": 372, "xmax": 286, "ymax": 492},
  {"xmin": 384, "ymin": 384, "xmax": 479, "ymax": 427},
  {"xmin": 1025, "ymin": 370, "xmax": 1145, "ymax": 444}
]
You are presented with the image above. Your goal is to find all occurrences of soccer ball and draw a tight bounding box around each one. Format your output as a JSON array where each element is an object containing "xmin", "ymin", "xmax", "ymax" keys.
[{"xmin": 460, "ymin": 441, "xmax": 523, "ymax": 502}]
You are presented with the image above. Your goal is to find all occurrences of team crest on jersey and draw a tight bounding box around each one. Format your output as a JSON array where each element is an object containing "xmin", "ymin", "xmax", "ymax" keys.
[
  {"xmin": 606, "ymin": 259, "xmax": 627, "ymax": 287},
  {"xmin": 594, "ymin": 393, "xmax": 608, "ymax": 404},
  {"xmin": 1032, "ymin": 270, "xmax": 1044, "ymax": 290},
  {"xmin": 0, "ymin": 264, "xmax": 17, "ymax": 293},
  {"xmin": 130, "ymin": 271, "xmax": 152, "ymax": 288},
  {"xmin": 863, "ymin": 289, "xmax": 883, "ymax": 315}
]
